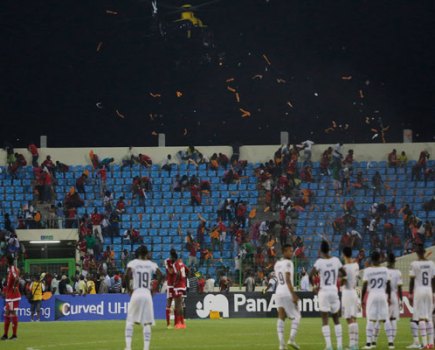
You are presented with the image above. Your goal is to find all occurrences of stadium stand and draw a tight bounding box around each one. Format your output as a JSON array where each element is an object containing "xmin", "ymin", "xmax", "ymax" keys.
[{"xmin": 0, "ymin": 145, "xmax": 434, "ymax": 289}]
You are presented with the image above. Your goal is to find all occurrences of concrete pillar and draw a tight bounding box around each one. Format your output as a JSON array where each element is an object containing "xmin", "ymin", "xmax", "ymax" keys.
[
  {"xmin": 280, "ymin": 131, "xmax": 288, "ymax": 145},
  {"xmin": 40, "ymin": 135, "xmax": 47, "ymax": 148},
  {"xmin": 158, "ymin": 133, "xmax": 166, "ymax": 147}
]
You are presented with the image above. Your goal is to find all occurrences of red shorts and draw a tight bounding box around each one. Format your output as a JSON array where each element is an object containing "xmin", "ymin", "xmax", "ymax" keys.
[
  {"xmin": 173, "ymin": 288, "xmax": 186, "ymax": 298},
  {"xmin": 166, "ymin": 286, "xmax": 174, "ymax": 299},
  {"xmin": 4, "ymin": 300, "xmax": 20, "ymax": 313}
]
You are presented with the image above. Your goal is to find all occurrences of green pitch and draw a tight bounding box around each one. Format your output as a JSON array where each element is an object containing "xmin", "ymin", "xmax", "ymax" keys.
[{"xmin": 7, "ymin": 318, "xmax": 414, "ymax": 350}]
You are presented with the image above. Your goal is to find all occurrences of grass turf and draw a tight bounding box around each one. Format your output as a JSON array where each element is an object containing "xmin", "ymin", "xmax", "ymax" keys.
[{"xmin": 3, "ymin": 318, "xmax": 415, "ymax": 350}]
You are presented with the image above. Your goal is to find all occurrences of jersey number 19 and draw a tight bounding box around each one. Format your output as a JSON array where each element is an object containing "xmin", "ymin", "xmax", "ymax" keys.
[{"xmin": 137, "ymin": 271, "xmax": 150, "ymax": 288}]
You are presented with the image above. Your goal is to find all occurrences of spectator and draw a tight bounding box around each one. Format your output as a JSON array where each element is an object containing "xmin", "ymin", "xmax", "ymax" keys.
[
  {"xmin": 219, "ymin": 275, "xmax": 231, "ymax": 293},
  {"xmin": 343, "ymin": 149, "xmax": 354, "ymax": 169},
  {"xmin": 398, "ymin": 151, "xmax": 408, "ymax": 167},
  {"xmin": 91, "ymin": 208, "xmax": 104, "ymax": 243},
  {"xmin": 188, "ymin": 271, "xmax": 199, "ymax": 294},
  {"xmin": 64, "ymin": 187, "xmax": 84, "ymax": 209},
  {"xmin": 190, "ymin": 184, "xmax": 201, "ymax": 206},
  {"xmin": 298, "ymin": 140, "xmax": 314, "ymax": 163},
  {"xmin": 300, "ymin": 270, "xmax": 311, "ymax": 291},
  {"xmin": 320, "ymin": 147, "xmax": 332, "ymax": 175},
  {"xmin": 89, "ymin": 150, "xmax": 100, "ymax": 169},
  {"xmin": 76, "ymin": 275, "xmax": 87, "ymax": 295},
  {"xmin": 388, "ymin": 149, "xmax": 398, "ymax": 167},
  {"xmin": 41, "ymin": 155, "xmax": 55, "ymax": 174},
  {"xmin": 187, "ymin": 242, "xmax": 199, "ymax": 268},
  {"xmin": 121, "ymin": 249, "xmax": 130, "ymax": 269},
  {"xmin": 28, "ymin": 143, "xmax": 39, "ymax": 167},
  {"xmin": 97, "ymin": 167, "xmax": 107, "ymax": 192},
  {"xmin": 75, "ymin": 173, "xmax": 88, "ymax": 194},
  {"xmin": 372, "ymin": 171, "xmax": 384, "ymax": 201},
  {"xmin": 30, "ymin": 274, "xmax": 45, "ymax": 321},
  {"xmin": 55, "ymin": 160, "xmax": 69, "ymax": 173},
  {"xmin": 115, "ymin": 196, "xmax": 126, "ymax": 214},
  {"xmin": 244, "ymin": 273, "xmax": 256, "ymax": 292},
  {"xmin": 172, "ymin": 175, "xmax": 182, "ymax": 192},
  {"xmin": 332, "ymin": 143, "xmax": 344, "ymax": 166},
  {"xmin": 109, "ymin": 211, "xmax": 120, "ymax": 244},
  {"xmin": 56, "ymin": 203, "xmax": 64, "ymax": 229},
  {"xmin": 109, "ymin": 275, "xmax": 122, "ymax": 293},
  {"xmin": 4, "ymin": 213, "xmax": 14, "ymax": 233},
  {"xmin": 218, "ymin": 153, "xmax": 229, "ymax": 169},
  {"xmin": 204, "ymin": 275, "xmax": 215, "ymax": 293},
  {"xmin": 137, "ymin": 153, "xmax": 152, "ymax": 167},
  {"xmin": 85, "ymin": 231, "xmax": 96, "ymax": 255},
  {"xmin": 121, "ymin": 147, "xmax": 135, "ymax": 169},
  {"xmin": 423, "ymin": 196, "xmax": 435, "ymax": 213},
  {"xmin": 103, "ymin": 191, "xmax": 113, "ymax": 213},
  {"xmin": 161, "ymin": 154, "xmax": 173, "ymax": 172}
]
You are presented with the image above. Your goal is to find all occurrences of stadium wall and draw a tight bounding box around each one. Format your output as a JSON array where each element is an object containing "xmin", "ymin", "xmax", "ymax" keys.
[
  {"xmin": 0, "ymin": 291, "xmax": 415, "ymax": 322},
  {"xmin": 0, "ymin": 142, "xmax": 434, "ymax": 166}
]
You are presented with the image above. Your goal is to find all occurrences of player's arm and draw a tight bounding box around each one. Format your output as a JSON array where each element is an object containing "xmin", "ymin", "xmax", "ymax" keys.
[
  {"xmin": 153, "ymin": 268, "xmax": 163, "ymax": 295},
  {"xmin": 174, "ymin": 264, "xmax": 180, "ymax": 286},
  {"xmin": 339, "ymin": 267, "xmax": 347, "ymax": 285},
  {"xmin": 124, "ymin": 267, "xmax": 133, "ymax": 295},
  {"xmin": 286, "ymin": 272, "xmax": 299, "ymax": 304},
  {"xmin": 386, "ymin": 280, "xmax": 391, "ymax": 303},
  {"xmin": 361, "ymin": 280, "xmax": 368, "ymax": 306}
]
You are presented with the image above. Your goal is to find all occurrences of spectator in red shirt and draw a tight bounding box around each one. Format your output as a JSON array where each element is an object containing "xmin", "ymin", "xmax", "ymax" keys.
[
  {"xmin": 75, "ymin": 173, "xmax": 88, "ymax": 194},
  {"xmin": 98, "ymin": 167, "xmax": 107, "ymax": 192},
  {"xmin": 41, "ymin": 155, "xmax": 55, "ymax": 174},
  {"xmin": 91, "ymin": 208, "xmax": 103, "ymax": 242},
  {"xmin": 28, "ymin": 143, "xmax": 39, "ymax": 167},
  {"xmin": 320, "ymin": 147, "xmax": 332, "ymax": 175},
  {"xmin": 218, "ymin": 153, "xmax": 229, "ymax": 169},
  {"xmin": 89, "ymin": 150, "xmax": 100, "ymax": 169},
  {"xmin": 388, "ymin": 149, "xmax": 398, "ymax": 167},
  {"xmin": 235, "ymin": 201, "xmax": 247, "ymax": 228},
  {"xmin": 137, "ymin": 154, "xmax": 152, "ymax": 167},
  {"xmin": 343, "ymin": 149, "xmax": 354, "ymax": 169},
  {"xmin": 190, "ymin": 184, "xmax": 201, "ymax": 206},
  {"xmin": 116, "ymin": 196, "xmax": 126, "ymax": 214}
]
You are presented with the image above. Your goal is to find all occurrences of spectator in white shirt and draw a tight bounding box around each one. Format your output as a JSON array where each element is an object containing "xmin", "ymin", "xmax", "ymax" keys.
[
  {"xmin": 300, "ymin": 270, "xmax": 311, "ymax": 291},
  {"xmin": 161, "ymin": 154, "xmax": 173, "ymax": 172},
  {"xmin": 204, "ymin": 276, "xmax": 216, "ymax": 293},
  {"xmin": 299, "ymin": 140, "xmax": 315, "ymax": 162},
  {"xmin": 332, "ymin": 143, "xmax": 344, "ymax": 164}
]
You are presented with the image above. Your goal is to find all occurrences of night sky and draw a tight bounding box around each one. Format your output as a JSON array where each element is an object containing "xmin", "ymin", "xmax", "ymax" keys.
[{"xmin": 2, "ymin": 0, "xmax": 435, "ymax": 148}]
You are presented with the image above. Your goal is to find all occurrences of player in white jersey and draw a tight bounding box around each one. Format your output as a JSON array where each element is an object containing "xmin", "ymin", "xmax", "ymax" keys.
[
  {"xmin": 384, "ymin": 253, "xmax": 403, "ymax": 349},
  {"xmin": 124, "ymin": 246, "xmax": 162, "ymax": 350},
  {"xmin": 361, "ymin": 251, "xmax": 391, "ymax": 350},
  {"xmin": 409, "ymin": 245, "xmax": 435, "ymax": 349},
  {"xmin": 274, "ymin": 244, "xmax": 301, "ymax": 350},
  {"xmin": 341, "ymin": 247, "xmax": 360, "ymax": 350},
  {"xmin": 310, "ymin": 241, "xmax": 347, "ymax": 350}
]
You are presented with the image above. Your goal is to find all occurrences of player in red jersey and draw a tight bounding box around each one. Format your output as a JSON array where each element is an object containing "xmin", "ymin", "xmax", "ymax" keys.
[
  {"xmin": 2, "ymin": 256, "xmax": 21, "ymax": 341},
  {"xmin": 164, "ymin": 249, "xmax": 178, "ymax": 329},
  {"xmin": 173, "ymin": 257, "xmax": 189, "ymax": 329}
]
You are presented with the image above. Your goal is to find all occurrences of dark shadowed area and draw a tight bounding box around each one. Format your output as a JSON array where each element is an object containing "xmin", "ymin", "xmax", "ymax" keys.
[{"xmin": 2, "ymin": 0, "xmax": 434, "ymax": 147}]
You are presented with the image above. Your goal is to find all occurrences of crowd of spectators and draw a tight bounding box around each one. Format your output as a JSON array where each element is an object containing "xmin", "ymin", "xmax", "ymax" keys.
[{"xmin": 1, "ymin": 142, "xmax": 434, "ymax": 293}]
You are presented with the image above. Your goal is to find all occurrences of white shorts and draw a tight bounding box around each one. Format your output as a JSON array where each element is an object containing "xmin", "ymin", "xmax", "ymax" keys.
[
  {"xmin": 342, "ymin": 289, "xmax": 359, "ymax": 319},
  {"xmin": 389, "ymin": 294, "xmax": 400, "ymax": 319},
  {"xmin": 275, "ymin": 294, "xmax": 300, "ymax": 320},
  {"xmin": 366, "ymin": 293, "xmax": 388, "ymax": 321},
  {"xmin": 127, "ymin": 288, "xmax": 154, "ymax": 325},
  {"xmin": 413, "ymin": 290, "xmax": 433, "ymax": 321},
  {"xmin": 318, "ymin": 290, "xmax": 340, "ymax": 314}
]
